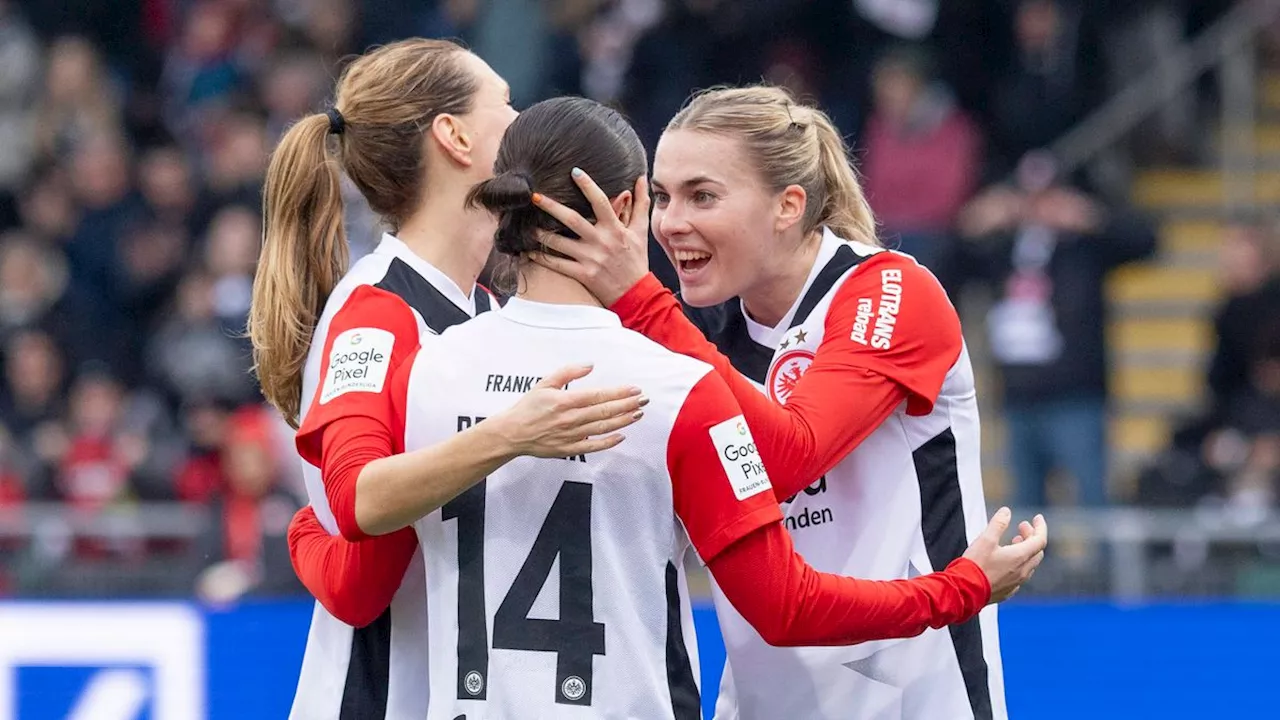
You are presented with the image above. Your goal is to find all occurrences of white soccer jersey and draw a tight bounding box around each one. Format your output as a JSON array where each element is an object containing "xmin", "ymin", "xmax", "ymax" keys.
[
  {"xmin": 289, "ymin": 233, "xmax": 491, "ymax": 720},
  {"xmin": 397, "ymin": 298, "xmax": 783, "ymax": 720},
  {"xmin": 704, "ymin": 230, "xmax": 1007, "ymax": 720}
]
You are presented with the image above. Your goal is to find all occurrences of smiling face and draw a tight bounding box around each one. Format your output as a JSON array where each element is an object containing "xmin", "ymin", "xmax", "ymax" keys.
[{"xmin": 651, "ymin": 130, "xmax": 788, "ymax": 308}]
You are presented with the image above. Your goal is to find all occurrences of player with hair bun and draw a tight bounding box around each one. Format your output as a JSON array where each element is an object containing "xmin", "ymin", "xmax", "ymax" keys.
[
  {"xmin": 249, "ymin": 40, "xmax": 644, "ymax": 719},
  {"xmin": 345, "ymin": 94, "xmax": 1043, "ymax": 719}
]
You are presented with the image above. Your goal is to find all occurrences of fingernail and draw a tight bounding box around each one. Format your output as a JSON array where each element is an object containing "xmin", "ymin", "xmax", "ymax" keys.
[
  {"xmin": 633, "ymin": 410, "xmax": 644, "ymax": 420},
  {"xmin": 571, "ymin": 167, "xmax": 583, "ymax": 178},
  {"xmin": 638, "ymin": 395, "xmax": 650, "ymax": 407},
  {"xmin": 531, "ymin": 192, "xmax": 543, "ymax": 204},
  {"xmin": 629, "ymin": 386, "xmax": 643, "ymax": 395}
]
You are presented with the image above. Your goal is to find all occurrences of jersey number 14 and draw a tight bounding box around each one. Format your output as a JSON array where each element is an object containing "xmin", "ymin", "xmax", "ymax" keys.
[{"xmin": 442, "ymin": 480, "xmax": 606, "ymax": 706}]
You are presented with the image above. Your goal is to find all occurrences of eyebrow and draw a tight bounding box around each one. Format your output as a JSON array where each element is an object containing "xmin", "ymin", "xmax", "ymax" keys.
[{"xmin": 652, "ymin": 175, "xmax": 724, "ymax": 191}]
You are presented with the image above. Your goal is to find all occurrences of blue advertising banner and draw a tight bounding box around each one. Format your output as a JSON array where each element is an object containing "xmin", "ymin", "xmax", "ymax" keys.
[{"xmin": 1, "ymin": 600, "xmax": 1276, "ymax": 719}]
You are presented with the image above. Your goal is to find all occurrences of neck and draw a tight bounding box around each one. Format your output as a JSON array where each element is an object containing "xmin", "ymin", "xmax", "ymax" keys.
[
  {"xmin": 514, "ymin": 253, "xmax": 603, "ymax": 309},
  {"xmin": 741, "ymin": 230, "xmax": 823, "ymax": 328},
  {"xmin": 395, "ymin": 179, "xmax": 493, "ymax": 297}
]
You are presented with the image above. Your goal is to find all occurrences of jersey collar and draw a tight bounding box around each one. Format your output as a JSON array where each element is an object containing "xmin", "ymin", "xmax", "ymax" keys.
[
  {"xmin": 374, "ymin": 233, "xmax": 479, "ymax": 317},
  {"xmin": 742, "ymin": 226, "xmax": 846, "ymax": 346},
  {"xmin": 499, "ymin": 297, "xmax": 621, "ymax": 329}
]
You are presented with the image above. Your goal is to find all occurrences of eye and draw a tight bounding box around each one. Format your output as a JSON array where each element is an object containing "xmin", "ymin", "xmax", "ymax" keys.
[
  {"xmin": 693, "ymin": 190, "xmax": 716, "ymax": 205},
  {"xmin": 653, "ymin": 190, "xmax": 670, "ymax": 206}
]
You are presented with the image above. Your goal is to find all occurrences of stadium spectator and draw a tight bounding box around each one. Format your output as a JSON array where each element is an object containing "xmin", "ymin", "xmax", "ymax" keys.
[
  {"xmin": 988, "ymin": 0, "xmax": 1104, "ymax": 174},
  {"xmin": 193, "ymin": 406, "xmax": 303, "ymax": 604},
  {"xmin": 0, "ymin": 0, "xmax": 41, "ymax": 228},
  {"xmin": 17, "ymin": 164, "xmax": 78, "ymax": 245},
  {"xmin": 863, "ymin": 43, "xmax": 980, "ymax": 294},
  {"xmin": 34, "ymin": 36, "xmax": 122, "ymax": 164},
  {"xmin": 959, "ymin": 152, "xmax": 1156, "ymax": 508},
  {"xmin": 0, "ymin": 329, "xmax": 66, "ymax": 498},
  {"xmin": 1202, "ymin": 322, "xmax": 1280, "ymax": 525},
  {"xmin": 0, "ymin": 230, "xmax": 72, "ymax": 350},
  {"xmin": 137, "ymin": 144, "xmax": 198, "ymax": 232},
  {"xmin": 146, "ymin": 268, "xmax": 256, "ymax": 412},
  {"xmin": 1207, "ymin": 219, "xmax": 1280, "ymax": 415}
]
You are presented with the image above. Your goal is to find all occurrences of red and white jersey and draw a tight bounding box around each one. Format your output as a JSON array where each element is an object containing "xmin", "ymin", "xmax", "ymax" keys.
[
  {"xmin": 397, "ymin": 298, "xmax": 782, "ymax": 720},
  {"xmin": 704, "ymin": 229, "xmax": 1006, "ymax": 720},
  {"xmin": 289, "ymin": 233, "xmax": 491, "ymax": 720}
]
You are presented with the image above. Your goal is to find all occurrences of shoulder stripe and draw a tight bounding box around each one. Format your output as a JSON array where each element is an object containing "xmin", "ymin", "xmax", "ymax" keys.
[
  {"xmin": 790, "ymin": 243, "xmax": 870, "ymax": 329},
  {"xmin": 374, "ymin": 258, "xmax": 472, "ymax": 333}
]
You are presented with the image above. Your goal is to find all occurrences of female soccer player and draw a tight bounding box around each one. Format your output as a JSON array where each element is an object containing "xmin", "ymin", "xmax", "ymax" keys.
[
  {"xmin": 531, "ymin": 86, "xmax": 1037, "ymax": 720},
  {"xmin": 248, "ymin": 40, "xmax": 644, "ymax": 720},
  {"xmin": 343, "ymin": 94, "xmax": 1043, "ymax": 720}
]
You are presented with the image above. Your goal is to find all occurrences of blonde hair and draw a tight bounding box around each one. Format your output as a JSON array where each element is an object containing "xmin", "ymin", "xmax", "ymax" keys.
[
  {"xmin": 666, "ymin": 85, "xmax": 877, "ymax": 245},
  {"xmin": 249, "ymin": 39, "xmax": 477, "ymax": 426}
]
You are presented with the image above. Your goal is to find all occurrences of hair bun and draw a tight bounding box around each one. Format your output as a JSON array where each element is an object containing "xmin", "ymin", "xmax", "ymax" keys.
[{"xmin": 469, "ymin": 171, "xmax": 533, "ymax": 214}]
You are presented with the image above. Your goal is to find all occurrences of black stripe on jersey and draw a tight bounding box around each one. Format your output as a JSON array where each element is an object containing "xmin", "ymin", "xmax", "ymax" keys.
[
  {"xmin": 683, "ymin": 301, "xmax": 772, "ymax": 385},
  {"xmin": 913, "ymin": 428, "xmax": 993, "ymax": 720},
  {"xmin": 789, "ymin": 243, "xmax": 870, "ymax": 329},
  {"xmin": 339, "ymin": 610, "xmax": 392, "ymax": 720},
  {"xmin": 664, "ymin": 562, "xmax": 701, "ymax": 720},
  {"xmin": 337, "ymin": 258, "xmax": 483, "ymax": 719},
  {"xmin": 375, "ymin": 257, "xmax": 474, "ymax": 331},
  {"xmin": 475, "ymin": 288, "xmax": 492, "ymax": 313}
]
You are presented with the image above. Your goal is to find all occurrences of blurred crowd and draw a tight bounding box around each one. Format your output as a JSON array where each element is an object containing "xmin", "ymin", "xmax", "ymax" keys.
[{"xmin": 0, "ymin": 0, "xmax": 1254, "ymax": 600}]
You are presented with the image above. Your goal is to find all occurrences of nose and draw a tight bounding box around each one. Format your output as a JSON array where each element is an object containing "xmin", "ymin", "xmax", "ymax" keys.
[{"xmin": 657, "ymin": 201, "xmax": 691, "ymax": 238}]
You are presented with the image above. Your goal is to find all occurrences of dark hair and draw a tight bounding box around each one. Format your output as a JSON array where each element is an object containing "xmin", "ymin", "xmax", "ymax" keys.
[{"xmin": 467, "ymin": 96, "xmax": 647, "ymax": 275}]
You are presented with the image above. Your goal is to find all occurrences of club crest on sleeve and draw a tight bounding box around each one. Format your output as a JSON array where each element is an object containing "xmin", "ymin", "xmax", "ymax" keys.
[
  {"xmin": 708, "ymin": 415, "xmax": 771, "ymax": 500},
  {"xmin": 767, "ymin": 349, "xmax": 814, "ymax": 404},
  {"xmin": 320, "ymin": 327, "xmax": 395, "ymax": 404}
]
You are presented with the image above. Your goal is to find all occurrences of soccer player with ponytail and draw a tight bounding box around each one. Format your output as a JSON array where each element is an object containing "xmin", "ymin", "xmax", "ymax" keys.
[{"xmin": 248, "ymin": 40, "xmax": 643, "ymax": 719}]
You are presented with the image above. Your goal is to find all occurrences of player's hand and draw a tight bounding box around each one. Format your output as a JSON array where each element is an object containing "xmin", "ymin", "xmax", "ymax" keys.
[
  {"xmin": 527, "ymin": 169, "xmax": 650, "ymax": 306},
  {"xmin": 493, "ymin": 363, "xmax": 647, "ymax": 458},
  {"xmin": 961, "ymin": 507, "xmax": 1047, "ymax": 603}
]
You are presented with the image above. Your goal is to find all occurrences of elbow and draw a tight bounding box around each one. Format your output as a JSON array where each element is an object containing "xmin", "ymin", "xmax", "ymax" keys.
[
  {"xmin": 740, "ymin": 606, "xmax": 800, "ymax": 648},
  {"xmin": 311, "ymin": 583, "xmax": 385, "ymax": 628},
  {"xmin": 337, "ymin": 512, "xmax": 373, "ymax": 540},
  {"xmin": 328, "ymin": 594, "xmax": 386, "ymax": 629},
  {"xmin": 754, "ymin": 620, "xmax": 805, "ymax": 648}
]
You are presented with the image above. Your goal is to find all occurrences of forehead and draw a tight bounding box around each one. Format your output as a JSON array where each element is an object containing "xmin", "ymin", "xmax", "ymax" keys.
[
  {"xmin": 459, "ymin": 52, "xmax": 508, "ymax": 97},
  {"xmin": 653, "ymin": 130, "xmax": 759, "ymax": 187}
]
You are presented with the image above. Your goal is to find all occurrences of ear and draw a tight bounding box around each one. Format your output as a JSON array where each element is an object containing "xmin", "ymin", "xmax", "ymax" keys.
[
  {"xmin": 610, "ymin": 190, "xmax": 633, "ymax": 226},
  {"xmin": 429, "ymin": 114, "xmax": 473, "ymax": 168},
  {"xmin": 775, "ymin": 184, "xmax": 807, "ymax": 233}
]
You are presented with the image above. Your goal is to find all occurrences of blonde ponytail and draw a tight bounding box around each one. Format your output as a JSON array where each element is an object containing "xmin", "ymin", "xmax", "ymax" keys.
[
  {"xmin": 249, "ymin": 113, "xmax": 348, "ymax": 427},
  {"xmin": 667, "ymin": 85, "xmax": 879, "ymax": 246},
  {"xmin": 808, "ymin": 111, "xmax": 877, "ymax": 245}
]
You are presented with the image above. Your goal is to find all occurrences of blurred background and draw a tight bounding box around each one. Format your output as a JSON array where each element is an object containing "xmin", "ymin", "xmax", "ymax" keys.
[{"xmin": 1, "ymin": 0, "xmax": 1279, "ymax": 717}]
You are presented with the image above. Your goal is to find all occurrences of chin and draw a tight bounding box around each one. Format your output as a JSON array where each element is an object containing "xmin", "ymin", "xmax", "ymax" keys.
[{"xmin": 677, "ymin": 282, "xmax": 730, "ymax": 309}]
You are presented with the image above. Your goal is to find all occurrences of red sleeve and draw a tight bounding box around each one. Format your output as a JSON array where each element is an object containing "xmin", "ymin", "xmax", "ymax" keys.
[
  {"xmin": 295, "ymin": 285, "xmax": 419, "ymax": 539},
  {"xmin": 668, "ymin": 372, "xmax": 783, "ymax": 562},
  {"xmin": 287, "ymin": 505, "xmax": 418, "ymax": 628},
  {"xmin": 708, "ymin": 522, "xmax": 989, "ymax": 647},
  {"xmin": 612, "ymin": 255, "xmax": 962, "ymax": 502}
]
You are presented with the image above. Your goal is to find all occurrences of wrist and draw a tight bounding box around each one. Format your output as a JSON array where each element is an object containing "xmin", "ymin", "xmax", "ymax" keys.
[
  {"xmin": 476, "ymin": 412, "xmax": 527, "ymax": 462},
  {"xmin": 947, "ymin": 556, "xmax": 992, "ymax": 610},
  {"xmin": 607, "ymin": 273, "xmax": 663, "ymax": 318}
]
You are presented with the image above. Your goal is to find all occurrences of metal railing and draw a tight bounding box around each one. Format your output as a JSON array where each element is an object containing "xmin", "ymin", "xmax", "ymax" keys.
[
  {"xmin": 3, "ymin": 503, "xmax": 1280, "ymax": 601},
  {"xmin": 1048, "ymin": 0, "xmax": 1280, "ymax": 209}
]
